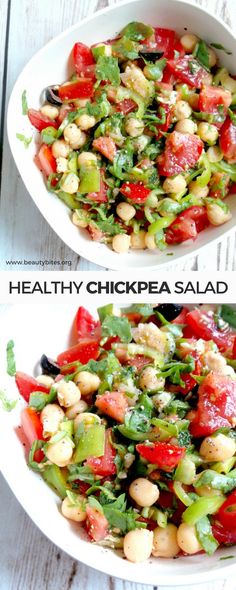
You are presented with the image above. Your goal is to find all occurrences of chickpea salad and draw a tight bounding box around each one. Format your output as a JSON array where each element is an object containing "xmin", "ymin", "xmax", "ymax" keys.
[
  {"xmin": 22, "ymin": 22, "xmax": 236, "ymax": 254},
  {"xmin": 7, "ymin": 303, "xmax": 236, "ymax": 563}
]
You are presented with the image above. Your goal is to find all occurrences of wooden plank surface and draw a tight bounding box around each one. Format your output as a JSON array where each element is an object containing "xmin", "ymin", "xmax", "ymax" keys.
[{"xmin": 0, "ymin": 0, "xmax": 235, "ymax": 271}]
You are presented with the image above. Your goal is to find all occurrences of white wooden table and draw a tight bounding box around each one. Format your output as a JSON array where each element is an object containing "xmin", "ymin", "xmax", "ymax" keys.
[
  {"xmin": 0, "ymin": 0, "xmax": 236, "ymax": 271},
  {"xmin": 1, "ymin": 1, "xmax": 236, "ymax": 589}
]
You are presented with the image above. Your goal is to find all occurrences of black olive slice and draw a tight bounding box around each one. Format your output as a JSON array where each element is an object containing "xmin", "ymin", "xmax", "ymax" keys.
[
  {"xmin": 44, "ymin": 86, "xmax": 62, "ymax": 106},
  {"xmin": 40, "ymin": 354, "xmax": 61, "ymax": 375},
  {"xmin": 155, "ymin": 304, "xmax": 183, "ymax": 321},
  {"xmin": 139, "ymin": 51, "xmax": 164, "ymax": 61}
]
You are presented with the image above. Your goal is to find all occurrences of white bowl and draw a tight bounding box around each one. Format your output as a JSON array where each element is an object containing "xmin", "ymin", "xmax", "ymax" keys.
[
  {"xmin": 7, "ymin": 0, "xmax": 236, "ymax": 270},
  {"xmin": 1, "ymin": 303, "xmax": 236, "ymax": 585}
]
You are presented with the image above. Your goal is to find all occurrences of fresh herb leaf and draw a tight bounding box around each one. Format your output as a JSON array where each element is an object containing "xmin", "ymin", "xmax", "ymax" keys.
[
  {"xmin": 96, "ymin": 56, "xmax": 120, "ymax": 86},
  {"xmin": 29, "ymin": 386, "xmax": 57, "ymax": 411},
  {"xmin": 21, "ymin": 90, "xmax": 28, "ymax": 115},
  {"xmin": 196, "ymin": 516, "xmax": 219, "ymax": 555},
  {"xmin": 120, "ymin": 22, "xmax": 154, "ymax": 41},
  {"xmin": 41, "ymin": 126, "xmax": 58, "ymax": 145},
  {"xmin": 16, "ymin": 133, "xmax": 32, "ymax": 148},
  {"xmin": 101, "ymin": 315, "xmax": 132, "ymax": 343},
  {"xmin": 95, "ymin": 216, "xmax": 125, "ymax": 236},
  {"xmin": 220, "ymin": 304, "xmax": 236, "ymax": 329},
  {"xmin": 219, "ymin": 555, "xmax": 235, "ymax": 560},
  {"xmin": 110, "ymin": 145, "xmax": 134, "ymax": 180},
  {"xmin": 67, "ymin": 464, "xmax": 95, "ymax": 485},
  {"xmin": 210, "ymin": 42, "xmax": 232, "ymax": 55},
  {"xmin": 194, "ymin": 40, "xmax": 210, "ymax": 71},
  {"xmin": 6, "ymin": 339, "xmax": 16, "ymax": 376},
  {"xmin": 164, "ymin": 398, "xmax": 191, "ymax": 418},
  {"xmin": 0, "ymin": 390, "xmax": 17, "ymax": 412}
]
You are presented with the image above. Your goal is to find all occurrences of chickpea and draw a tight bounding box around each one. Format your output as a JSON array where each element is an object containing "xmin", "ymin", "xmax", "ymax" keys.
[
  {"xmin": 206, "ymin": 202, "xmax": 232, "ymax": 226},
  {"xmin": 56, "ymin": 156, "xmax": 68, "ymax": 173},
  {"xmin": 45, "ymin": 437, "xmax": 73, "ymax": 467},
  {"xmin": 56, "ymin": 380, "xmax": 81, "ymax": 408},
  {"xmin": 72, "ymin": 211, "xmax": 89, "ymax": 229},
  {"xmin": 123, "ymin": 529, "xmax": 153, "ymax": 563},
  {"xmin": 52, "ymin": 139, "xmax": 70, "ymax": 159},
  {"xmin": 208, "ymin": 47, "xmax": 217, "ymax": 68},
  {"xmin": 125, "ymin": 117, "xmax": 145, "ymax": 137},
  {"xmin": 180, "ymin": 33, "xmax": 199, "ymax": 53},
  {"xmin": 188, "ymin": 93, "xmax": 201, "ymax": 110},
  {"xmin": 61, "ymin": 495, "xmax": 86, "ymax": 522},
  {"xmin": 175, "ymin": 119, "xmax": 197, "ymax": 134},
  {"xmin": 152, "ymin": 524, "xmax": 179, "ymax": 558},
  {"xmin": 65, "ymin": 400, "xmax": 88, "ymax": 419},
  {"xmin": 188, "ymin": 181, "xmax": 209, "ymax": 199},
  {"xmin": 36, "ymin": 375, "xmax": 54, "ymax": 388},
  {"xmin": 139, "ymin": 366, "xmax": 165, "ymax": 391},
  {"xmin": 64, "ymin": 124, "xmax": 87, "ymax": 149},
  {"xmin": 130, "ymin": 230, "xmax": 147, "ymax": 249},
  {"xmin": 206, "ymin": 146, "xmax": 223, "ymax": 163},
  {"xmin": 132, "ymin": 134, "xmax": 150, "ymax": 153},
  {"xmin": 116, "ymin": 202, "xmax": 136, "ymax": 222},
  {"xmin": 112, "ymin": 234, "xmax": 131, "ymax": 253},
  {"xmin": 40, "ymin": 104, "xmax": 59, "ymax": 120},
  {"xmin": 174, "ymin": 100, "xmax": 192, "ymax": 121},
  {"xmin": 75, "ymin": 371, "xmax": 100, "ymax": 396},
  {"xmin": 76, "ymin": 114, "xmax": 96, "ymax": 131},
  {"xmin": 177, "ymin": 523, "xmax": 201, "ymax": 555},
  {"xmin": 129, "ymin": 478, "xmax": 159, "ymax": 507},
  {"xmin": 197, "ymin": 122, "xmax": 218, "ymax": 144},
  {"xmin": 163, "ymin": 175, "xmax": 187, "ymax": 194},
  {"xmin": 40, "ymin": 403, "xmax": 65, "ymax": 437},
  {"xmin": 222, "ymin": 74, "xmax": 236, "ymax": 93},
  {"xmin": 74, "ymin": 412, "xmax": 101, "ymax": 432},
  {"xmin": 200, "ymin": 433, "xmax": 236, "ymax": 462},
  {"xmin": 145, "ymin": 233, "xmax": 156, "ymax": 250},
  {"xmin": 77, "ymin": 152, "xmax": 97, "ymax": 168},
  {"xmin": 60, "ymin": 173, "xmax": 79, "ymax": 195}
]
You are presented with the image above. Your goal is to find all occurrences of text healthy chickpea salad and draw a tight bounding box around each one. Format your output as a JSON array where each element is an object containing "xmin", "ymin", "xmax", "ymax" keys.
[
  {"xmin": 19, "ymin": 22, "xmax": 236, "ymax": 254},
  {"xmin": 3, "ymin": 303, "xmax": 236, "ymax": 563}
]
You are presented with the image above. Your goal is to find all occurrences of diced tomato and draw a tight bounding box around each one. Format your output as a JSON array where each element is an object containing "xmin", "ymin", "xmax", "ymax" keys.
[
  {"xmin": 186, "ymin": 308, "xmax": 234, "ymax": 352},
  {"xmin": 123, "ymin": 312, "xmax": 142, "ymax": 324},
  {"xmin": 87, "ymin": 223, "xmax": 103, "ymax": 241},
  {"xmin": 136, "ymin": 441, "xmax": 185, "ymax": 471},
  {"xmin": 87, "ymin": 170, "xmax": 108, "ymax": 202},
  {"xmin": 36, "ymin": 144, "xmax": 57, "ymax": 177},
  {"xmin": 217, "ymin": 490, "xmax": 236, "ymax": 529},
  {"xmin": 233, "ymin": 337, "xmax": 236, "ymax": 360},
  {"xmin": 212, "ymin": 522, "xmax": 236, "ymax": 545},
  {"xmin": 115, "ymin": 98, "xmax": 137, "ymax": 114},
  {"xmin": 58, "ymin": 79, "xmax": 94, "ymax": 101},
  {"xmin": 15, "ymin": 371, "xmax": 49, "ymax": 403},
  {"xmin": 209, "ymin": 171, "xmax": 230, "ymax": 199},
  {"xmin": 76, "ymin": 306, "xmax": 100, "ymax": 339},
  {"xmin": 165, "ymin": 206, "xmax": 209, "ymax": 245},
  {"xmin": 21, "ymin": 407, "xmax": 44, "ymax": 462},
  {"xmin": 199, "ymin": 85, "xmax": 231, "ymax": 117},
  {"xmin": 86, "ymin": 429, "xmax": 116, "ymax": 476},
  {"xmin": 102, "ymin": 336, "xmax": 120, "ymax": 351},
  {"xmin": 172, "ymin": 307, "xmax": 195, "ymax": 339},
  {"xmin": 154, "ymin": 27, "xmax": 176, "ymax": 58},
  {"xmin": 28, "ymin": 109, "xmax": 58, "ymax": 132},
  {"xmin": 92, "ymin": 137, "xmax": 117, "ymax": 162},
  {"xmin": 120, "ymin": 182, "xmax": 150, "ymax": 203},
  {"xmin": 126, "ymin": 355, "xmax": 151, "ymax": 371},
  {"xmin": 219, "ymin": 117, "xmax": 236, "ymax": 164},
  {"xmin": 95, "ymin": 391, "xmax": 129, "ymax": 423},
  {"xmin": 155, "ymin": 103, "xmax": 173, "ymax": 138},
  {"xmin": 73, "ymin": 42, "xmax": 95, "ymax": 75},
  {"xmin": 157, "ymin": 131, "xmax": 203, "ymax": 177},
  {"xmin": 57, "ymin": 339, "xmax": 99, "ymax": 368},
  {"xmin": 167, "ymin": 55, "xmax": 212, "ymax": 88},
  {"xmin": 189, "ymin": 372, "xmax": 236, "ymax": 437},
  {"xmin": 85, "ymin": 505, "xmax": 108, "ymax": 542}
]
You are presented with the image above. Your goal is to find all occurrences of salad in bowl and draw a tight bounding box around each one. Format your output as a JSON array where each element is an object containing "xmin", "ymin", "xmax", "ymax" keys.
[
  {"xmin": 8, "ymin": 302, "xmax": 236, "ymax": 564},
  {"xmin": 26, "ymin": 21, "xmax": 236, "ymax": 254}
]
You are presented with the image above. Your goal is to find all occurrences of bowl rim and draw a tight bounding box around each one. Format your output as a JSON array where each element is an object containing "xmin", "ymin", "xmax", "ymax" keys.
[
  {"xmin": 1, "ymin": 302, "xmax": 236, "ymax": 585},
  {"xmin": 6, "ymin": 0, "xmax": 236, "ymax": 270}
]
